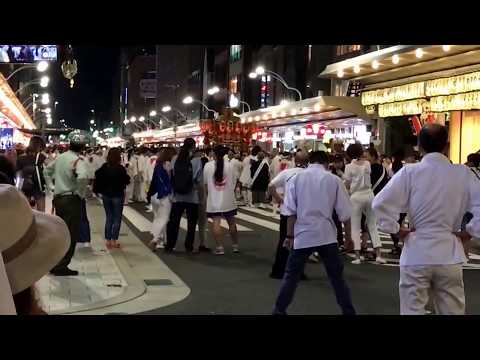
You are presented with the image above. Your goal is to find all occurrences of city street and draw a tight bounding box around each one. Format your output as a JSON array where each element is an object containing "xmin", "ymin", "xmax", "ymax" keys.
[{"xmin": 123, "ymin": 202, "xmax": 480, "ymax": 315}]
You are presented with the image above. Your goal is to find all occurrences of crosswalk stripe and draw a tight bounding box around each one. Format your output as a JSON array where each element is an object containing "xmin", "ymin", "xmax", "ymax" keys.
[
  {"xmin": 123, "ymin": 205, "xmax": 253, "ymax": 233},
  {"xmin": 235, "ymin": 211, "xmax": 279, "ymax": 231},
  {"xmin": 123, "ymin": 206, "xmax": 152, "ymax": 232},
  {"xmin": 205, "ymin": 218, "xmax": 252, "ymax": 232},
  {"xmin": 240, "ymin": 206, "xmax": 278, "ymax": 218}
]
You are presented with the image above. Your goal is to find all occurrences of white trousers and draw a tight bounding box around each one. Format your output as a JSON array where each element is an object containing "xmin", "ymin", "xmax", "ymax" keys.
[
  {"xmin": 151, "ymin": 196, "xmax": 172, "ymax": 242},
  {"xmin": 125, "ymin": 183, "xmax": 134, "ymax": 203},
  {"xmin": 350, "ymin": 190, "xmax": 381, "ymax": 251},
  {"xmin": 134, "ymin": 177, "xmax": 147, "ymax": 202},
  {"xmin": 399, "ymin": 264, "xmax": 465, "ymax": 315}
]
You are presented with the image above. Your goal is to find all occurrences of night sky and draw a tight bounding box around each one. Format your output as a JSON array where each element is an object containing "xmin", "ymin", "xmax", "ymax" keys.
[{"xmin": 51, "ymin": 46, "xmax": 120, "ymax": 130}]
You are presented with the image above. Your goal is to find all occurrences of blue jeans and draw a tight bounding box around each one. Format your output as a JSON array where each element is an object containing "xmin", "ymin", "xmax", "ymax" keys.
[
  {"xmin": 79, "ymin": 198, "xmax": 91, "ymax": 243},
  {"xmin": 103, "ymin": 195, "xmax": 124, "ymax": 240},
  {"xmin": 273, "ymin": 243, "xmax": 356, "ymax": 315}
]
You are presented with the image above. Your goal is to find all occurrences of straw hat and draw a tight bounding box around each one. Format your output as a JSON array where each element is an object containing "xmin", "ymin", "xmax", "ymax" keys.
[{"xmin": 0, "ymin": 185, "xmax": 70, "ymax": 294}]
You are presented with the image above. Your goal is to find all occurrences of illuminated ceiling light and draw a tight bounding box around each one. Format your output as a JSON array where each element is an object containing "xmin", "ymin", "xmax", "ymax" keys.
[
  {"xmin": 262, "ymin": 114, "xmax": 269, "ymax": 120},
  {"xmin": 337, "ymin": 69, "xmax": 344, "ymax": 78},
  {"xmin": 442, "ymin": 45, "xmax": 451, "ymax": 52},
  {"xmin": 254, "ymin": 115, "xmax": 260, "ymax": 121},
  {"xmin": 44, "ymin": 107, "xmax": 51, "ymax": 114},
  {"xmin": 248, "ymin": 117, "xmax": 253, "ymax": 122},
  {"xmin": 372, "ymin": 60, "xmax": 380, "ymax": 70},
  {"xmin": 392, "ymin": 54, "xmax": 400, "ymax": 64},
  {"xmin": 41, "ymin": 93, "xmax": 50, "ymax": 105},
  {"xmin": 314, "ymin": 103, "xmax": 321, "ymax": 112},
  {"xmin": 353, "ymin": 65, "xmax": 360, "ymax": 74},
  {"xmin": 280, "ymin": 99, "xmax": 289, "ymax": 106},
  {"xmin": 415, "ymin": 48, "xmax": 424, "ymax": 58},
  {"xmin": 46, "ymin": 118, "xmax": 52, "ymax": 125}
]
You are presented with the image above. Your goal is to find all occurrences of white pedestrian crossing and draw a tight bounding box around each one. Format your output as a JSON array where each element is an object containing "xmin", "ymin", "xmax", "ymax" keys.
[{"xmin": 123, "ymin": 205, "xmax": 253, "ymax": 233}]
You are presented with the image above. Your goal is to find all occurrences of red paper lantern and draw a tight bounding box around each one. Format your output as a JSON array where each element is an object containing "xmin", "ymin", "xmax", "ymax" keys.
[{"xmin": 305, "ymin": 124, "xmax": 314, "ymax": 136}]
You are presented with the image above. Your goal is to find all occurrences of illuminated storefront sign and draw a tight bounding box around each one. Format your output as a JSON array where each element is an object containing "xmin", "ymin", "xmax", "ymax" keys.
[
  {"xmin": 378, "ymin": 99, "xmax": 427, "ymax": 117},
  {"xmin": 426, "ymin": 71, "xmax": 480, "ymax": 97},
  {"xmin": 361, "ymin": 82, "xmax": 425, "ymax": 105},
  {"xmin": 430, "ymin": 91, "xmax": 480, "ymax": 112}
]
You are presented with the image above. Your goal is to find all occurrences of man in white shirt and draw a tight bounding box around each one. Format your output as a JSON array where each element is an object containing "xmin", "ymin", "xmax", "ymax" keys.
[
  {"xmin": 372, "ymin": 124, "xmax": 480, "ymax": 315},
  {"xmin": 269, "ymin": 150, "xmax": 308, "ymax": 279},
  {"xmin": 273, "ymin": 151, "xmax": 355, "ymax": 315}
]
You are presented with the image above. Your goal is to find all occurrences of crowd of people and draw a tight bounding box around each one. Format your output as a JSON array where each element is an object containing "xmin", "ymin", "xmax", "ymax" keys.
[{"xmin": 0, "ymin": 122, "xmax": 479, "ymax": 315}]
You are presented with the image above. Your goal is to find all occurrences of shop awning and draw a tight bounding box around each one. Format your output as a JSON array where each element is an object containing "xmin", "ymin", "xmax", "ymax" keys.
[
  {"xmin": 319, "ymin": 45, "xmax": 480, "ymax": 89},
  {"xmin": 0, "ymin": 73, "xmax": 36, "ymax": 129},
  {"xmin": 238, "ymin": 96, "xmax": 373, "ymax": 128}
]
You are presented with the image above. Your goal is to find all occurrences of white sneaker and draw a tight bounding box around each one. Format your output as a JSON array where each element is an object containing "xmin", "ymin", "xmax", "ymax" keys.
[
  {"xmin": 376, "ymin": 257, "xmax": 387, "ymax": 264},
  {"xmin": 214, "ymin": 247, "xmax": 225, "ymax": 255},
  {"xmin": 308, "ymin": 254, "xmax": 319, "ymax": 263},
  {"xmin": 156, "ymin": 241, "xmax": 165, "ymax": 249},
  {"xmin": 351, "ymin": 259, "xmax": 362, "ymax": 265}
]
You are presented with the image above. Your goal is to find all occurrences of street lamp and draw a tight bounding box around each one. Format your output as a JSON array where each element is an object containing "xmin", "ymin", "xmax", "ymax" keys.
[
  {"xmin": 162, "ymin": 105, "xmax": 187, "ymax": 119},
  {"xmin": 41, "ymin": 93, "xmax": 50, "ymax": 105},
  {"xmin": 44, "ymin": 107, "xmax": 51, "ymax": 114},
  {"xmin": 182, "ymin": 96, "xmax": 218, "ymax": 118},
  {"xmin": 40, "ymin": 76, "xmax": 50, "ymax": 88},
  {"xmin": 139, "ymin": 116, "xmax": 145, "ymax": 122},
  {"xmin": 207, "ymin": 86, "xmax": 220, "ymax": 95},
  {"xmin": 90, "ymin": 119, "xmax": 95, "ymax": 125},
  {"xmin": 161, "ymin": 105, "xmax": 171, "ymax": 113},
  {"xmin": 248, "ymin": 65, "xmax": 303, "ymax": 100},
  {"xmin": 6, "ymin": 61, "xmax": 49, "ymax": 81},
  {"xmin": 149, "ymin": 110, "xmax": 157, "ymax": 117},
  {"xmin": 130, "ymin": 116, "xmax": 137, "ymax": 123}
]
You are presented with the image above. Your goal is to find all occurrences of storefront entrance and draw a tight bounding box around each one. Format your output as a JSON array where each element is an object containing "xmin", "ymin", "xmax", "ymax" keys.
[{"xmin": 383, "ymin": 116, "xmax": 417, "ymax": 156}]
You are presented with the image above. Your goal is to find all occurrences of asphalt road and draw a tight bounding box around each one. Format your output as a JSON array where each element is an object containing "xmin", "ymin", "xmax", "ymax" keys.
[{"xmin": 124, "ymin": 203, "xmax": 480, "ymax": 315}]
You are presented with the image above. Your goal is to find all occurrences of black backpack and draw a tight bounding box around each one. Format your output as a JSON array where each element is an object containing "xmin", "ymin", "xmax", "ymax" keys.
[{"xmin": 172, "ymin": 158, "xmax": 194, "ymax": 195}]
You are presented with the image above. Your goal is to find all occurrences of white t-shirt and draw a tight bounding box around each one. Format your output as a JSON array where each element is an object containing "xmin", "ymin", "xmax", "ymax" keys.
[
  {"xmin": 204, "ymin": 159, "xmax": 237, "ymax": 213},
  {"xmin": 344, "ymin": 160, "xmax": 372, "ymax": 194},
  {"xmin": 269, "ymin": 167, "xmax": 304, "ymax": 215},
  {"xmin": 228, "ymin": 158, "xmax": 242, "ymax": 182}
]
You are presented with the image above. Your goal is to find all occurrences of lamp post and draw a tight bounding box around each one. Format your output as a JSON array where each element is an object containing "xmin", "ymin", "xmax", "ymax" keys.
[
  {"xmin": 14, "ymin": 76, "xmax": 50, "ymax": 96},
  {"xmin": 229, "ymin": 94, "xmax": 251, "ymax": 113},
  {"xmin": 6, "ymin": 61, "xmax": 49, "ymax": 81},
  {"xmin": 182, "ymin": 96, "xmax": 218, "ymax": 119},
  {"xmin": 249, "ymin": 66, "xmax": 303, "ymax": 101}
]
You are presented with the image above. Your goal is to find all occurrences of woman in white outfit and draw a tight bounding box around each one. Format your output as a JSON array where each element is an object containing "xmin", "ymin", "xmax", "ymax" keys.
[
  {"xmin": 343, "ymin": 143, "xmax": 385, "ymax": 264},
  {"xmin": 147, "ymin": 148, "xmax": 174, "ymax": 250},
  {"xmin": 239, "ymin": 147, "xmax": 259, "ymax": 206},
  {"xmin": 124, "ymin": 148, "xmax": 136, "ymax": 204},
  {"xmin": 203, "ymin": 145, "xmax": 239, "ymax": 255}
]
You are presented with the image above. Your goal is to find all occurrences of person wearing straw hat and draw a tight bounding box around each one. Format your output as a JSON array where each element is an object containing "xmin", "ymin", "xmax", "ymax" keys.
[{"xmin": 0, "ymin": 184, "xmax": 70, "ymax": 314}]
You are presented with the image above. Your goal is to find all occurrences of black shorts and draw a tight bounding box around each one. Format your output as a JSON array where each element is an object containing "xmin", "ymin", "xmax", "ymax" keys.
[{"xmin": 207, "ymin": 209, "xmax": 237, "ymax": 219}]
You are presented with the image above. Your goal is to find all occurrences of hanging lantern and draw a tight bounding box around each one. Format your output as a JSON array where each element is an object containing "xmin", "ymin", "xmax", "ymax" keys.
[{"xmin": 61, "ymin": 45, "xmax": 78, "ymax": 88}]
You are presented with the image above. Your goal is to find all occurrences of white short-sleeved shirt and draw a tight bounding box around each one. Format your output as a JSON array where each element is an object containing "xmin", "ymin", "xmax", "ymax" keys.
[
  {"xmin": 343, "ymin": 159, "xmax": 372, "ymax": 194},
  {"xmin": 269, "ymin": 167, "xmax": 303, "ymax": 215},
  {"xmin": 284, "ymin": 164, "xmax": 352, "ymax": 249},
  {"xmin": 372, "ymin": 153, "xmax": 480, "ymax": 266},
  {"xmin": 204, "ymin": 159, "xmax": 237, "ymax": 213}
]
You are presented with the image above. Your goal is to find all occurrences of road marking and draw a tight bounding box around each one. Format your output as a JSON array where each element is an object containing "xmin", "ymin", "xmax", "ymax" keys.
[
  {"xmin": 240, "ymin": 206, "xmax": 278, "ymax": 218},
  {"xmin": 206, "ymin": 218, "xmax": 252, "ymax": 232},
  {"xmin": 124, "ymin": 205, "xmax": 252, "ymax": 233},
  {"xmin": 235, "ymin": 212, "xmax": 279, "ymax": 231},
  {"xmin": 123, "ymin": 206, "xmax": 152, "ymax": 232}
]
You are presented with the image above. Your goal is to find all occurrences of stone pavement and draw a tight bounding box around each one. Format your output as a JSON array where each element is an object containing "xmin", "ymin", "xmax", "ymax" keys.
[{"xmin": 37, "ymin": 197, "xmax": 190, "ymax": 315}]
